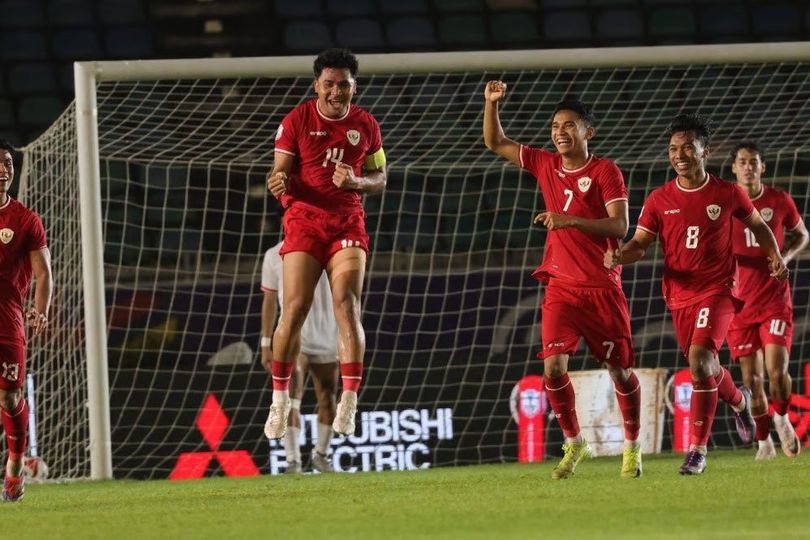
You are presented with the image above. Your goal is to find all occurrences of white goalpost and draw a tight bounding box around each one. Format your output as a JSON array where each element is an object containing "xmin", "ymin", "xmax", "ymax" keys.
[{"xmin": 18, "ymin": 42, "xmax": 810, "ymax": 480}]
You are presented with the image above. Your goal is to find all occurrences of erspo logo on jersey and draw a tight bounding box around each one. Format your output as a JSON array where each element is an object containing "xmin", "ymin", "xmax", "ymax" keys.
[{"xmin": 268, "ymin": 407, "xmax": 454, "ymax": 474}]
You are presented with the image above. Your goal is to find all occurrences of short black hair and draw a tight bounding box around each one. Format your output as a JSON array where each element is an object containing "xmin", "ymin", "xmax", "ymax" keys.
[
  {"xmin": 730, "ymin": 140, "xmax": 764, "ymax": 162},
  {"xmin": 0, "ymin": 139, "xmax": 15, "ymax": 154},
  {"xmin": 553, "ymin": 96, "xmax": 595, "ymax": 126},
  {"xmin": 313, "ymin": 48, "xmax": 359, "ymax": 78},
  {"xmin": 667, "ymin": 113, "xmax": 712, "ymax": 146}
]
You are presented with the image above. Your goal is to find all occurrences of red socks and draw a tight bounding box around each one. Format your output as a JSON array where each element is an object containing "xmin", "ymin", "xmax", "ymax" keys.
[
  {"xmin": 753, "ymin": 413, "xmax": 771, "ymax": 441},
  {"xmin": 2, "ymin": 399, "xmax": 28, "ymax": 457},
  {"xmin": 690, "ymin": 377, "xmax": 718, "ymax": 446},
  {"xmin": 545, "ymin": 373, "xmax": 580, "ymax": 439},
  {"xmin": 714, "ymin": 367, "xmax": 743, "ymax": 407},
  {"xmin": 340, "ymin": 362, "xmax": 363, "ymax": 393},
  {"xmin": 771, "ymin": 398, "xmax": 790, "ymax": 416},
  {"xmin": 613, "ymin": 372, "xmax": 641, "ymax": 441},
  {"xmin": 270, "ymin": 360, "xmax": 294, "ymax": 391}
]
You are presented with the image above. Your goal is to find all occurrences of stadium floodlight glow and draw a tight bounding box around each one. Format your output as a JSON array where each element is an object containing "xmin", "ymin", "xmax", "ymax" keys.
[{"xmin": 15, "ymin": 42, "xmax": 810, "ymax": 481}]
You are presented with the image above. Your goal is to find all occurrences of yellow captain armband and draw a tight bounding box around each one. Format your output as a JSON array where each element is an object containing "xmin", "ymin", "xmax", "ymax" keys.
[{"xmin": 364, "ymin": 148, "xmax": 386, "ymax": 170}]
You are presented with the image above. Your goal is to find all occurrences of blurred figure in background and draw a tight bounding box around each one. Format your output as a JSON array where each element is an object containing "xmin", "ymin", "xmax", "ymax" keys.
[
  {"xmin": 261, "ymin": 241, "xmax": 338, "ymax": 473},
  {"xmin": 726, "ymin": 140, "xmax": 808, "ymax": 460}
]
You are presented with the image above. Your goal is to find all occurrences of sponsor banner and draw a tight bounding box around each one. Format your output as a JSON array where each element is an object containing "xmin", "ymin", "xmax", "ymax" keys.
[{"xmin": 267, "ymin": 408, "xmax": 454, "ymax": 474}]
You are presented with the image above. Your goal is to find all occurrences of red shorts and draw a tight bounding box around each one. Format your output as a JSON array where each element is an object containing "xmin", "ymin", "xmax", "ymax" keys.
[
  {"xmin": 0, "ymin": 341, "xmax": 25, "ymax": 391},
  {"xmin": 280, "ymin": 204, "xmax": 369, "ymax": 267},
  {"xmin": 539, "ymin": 283, "xmax": 635, "ymax": 368},
  {"xmin": 727, "ymin": 307, "xmax": 793, "ymax": 360},
  {"xmin": 671, "ymin": 294, "xmax": 738, "ymax": 357}
]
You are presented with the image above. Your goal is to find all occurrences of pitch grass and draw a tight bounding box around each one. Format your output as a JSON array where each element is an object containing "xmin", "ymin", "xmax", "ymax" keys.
[{"xmin": 3, "ymin": 450, "xmax": 808, "ymax": 540}]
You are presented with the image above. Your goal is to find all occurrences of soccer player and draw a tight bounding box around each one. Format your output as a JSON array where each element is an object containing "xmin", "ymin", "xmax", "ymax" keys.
[
  {"xmin": 265, "ymin": 48, "xmax": 386, "ymax": 439},
  {"xmin": 604, "ymin": 114, "xmax": 787, "ymax": 475},
  {"xmin": 261, "ymin": 241, "xmax": 338, "ymax": 473},
  {"xmin": 726, "ymin": 141, "xmax": 808, "ymax": 460},
  {"xmin": 484, "ymin": 81, "xmax": 643, "ymax": 480},
  {"xmin": 0, "ymin": 140, "xmax": 52, "ymax": 501}
]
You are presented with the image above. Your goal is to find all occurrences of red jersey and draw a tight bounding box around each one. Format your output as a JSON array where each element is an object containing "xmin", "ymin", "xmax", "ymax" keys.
[
  {"xmin": 637, "ymin": 174, "xmax": 755, "ymax": 309},
  {"xmin": 520, "ymin": 147, "xmax": 627, "ymax": 289},
  {"xmin": 0, "ymin": 198, "xmax": 47, "ymax": 343},
  {"xmin": 274, "ymin": 99, "xmax": 383, "ymax": 214},
  {"xmin": 732, "ymin": 184, "xmax": 802, "ymax": 319}
]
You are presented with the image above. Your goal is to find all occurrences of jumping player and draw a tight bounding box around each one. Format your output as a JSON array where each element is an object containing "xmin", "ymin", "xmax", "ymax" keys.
[{"xmin": 265, "ymin": 49, "xmax": 386, "ymax": 440}]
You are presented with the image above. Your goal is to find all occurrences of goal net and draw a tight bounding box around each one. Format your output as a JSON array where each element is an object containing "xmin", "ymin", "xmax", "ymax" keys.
[{"xmin": 19, "ymin": 44, "xmax": 810, "ymax": 479}]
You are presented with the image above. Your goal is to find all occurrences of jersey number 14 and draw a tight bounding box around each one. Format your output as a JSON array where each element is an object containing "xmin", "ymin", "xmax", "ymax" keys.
[{"xmin": 322, "ymin": 147, "xmax": 344, "ymax": 168}]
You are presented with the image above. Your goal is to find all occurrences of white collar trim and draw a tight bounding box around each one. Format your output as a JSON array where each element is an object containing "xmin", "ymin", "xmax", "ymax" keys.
[
  {"xmin": 316, "ymin": 101, "xmax": 351, "ymax": 122},
  {"xmin": 676, "ymin": 174, "xmax": 710, "ymax": 192},
  {"xmin": 561, "ymin": 154, "xmax": 593, "ymax": 174}
]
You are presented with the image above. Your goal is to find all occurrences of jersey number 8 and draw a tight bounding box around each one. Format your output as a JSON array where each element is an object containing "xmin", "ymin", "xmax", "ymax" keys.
[{"xmin": 685, "ymin": 225, "xmax": 700, "ymax": 249}]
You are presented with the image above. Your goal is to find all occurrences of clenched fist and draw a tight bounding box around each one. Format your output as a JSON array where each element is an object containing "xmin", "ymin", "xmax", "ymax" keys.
[
  {"xmin": 333, "ymin": 162, "xmax": 359, "ymax": 190},
  {"xmin": 603, "ymin": 248, "xmax": 622, "ymax": 270},
  {"xmin": 484, "ymin": 80, "xmax": 507, "ymax": 103},
  {"xmin": 267, "ymin": 171, "xmax": 287, "ymax": 198}
]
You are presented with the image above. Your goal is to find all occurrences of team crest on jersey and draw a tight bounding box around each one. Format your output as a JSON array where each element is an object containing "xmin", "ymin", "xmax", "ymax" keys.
[
  {"xmin": 0, "ymin": 228, "xmax": 13, "ymax": 244},
  {"xmin": 274, "ymin": 125, "xmax": 283, "ymax": 141},
  {"xmin": 706, "ymin": 204, "xmax": 721, "ymax": 221},
  {"xmin": 760, "ymin": 207, "xmax": 773, "ymax": 222},
  {"xmin": 346, "ymin": 130, "xmax": 361, "ymax": 146},
  {"xmin": 577, "ymin": 176, "xmax": 592, "ymax": 193}
]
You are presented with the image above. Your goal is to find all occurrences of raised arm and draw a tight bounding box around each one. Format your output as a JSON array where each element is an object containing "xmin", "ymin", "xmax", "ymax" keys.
[
  {"xmin": 27, "ymin": 247, "xmax": 52, "ymax": 336},
  {"xmin": 534, "ymin": 200, "xmax": 629, "ymax": 238},
  {"xmin": 746, "ymin": 210, "xmax": 788, "ymax": 279},
  {"xmin": 604, "ymin": 228, "xmax": 656, "ymax": 269},
  {"xmin": 483, "ymin": 80, "xmax": 521, "ymax": 167}
]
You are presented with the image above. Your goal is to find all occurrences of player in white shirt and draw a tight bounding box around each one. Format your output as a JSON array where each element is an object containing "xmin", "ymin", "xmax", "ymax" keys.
[{"xmin": 261, "ymin": 241, "xmax": 338, "ymax": 473}]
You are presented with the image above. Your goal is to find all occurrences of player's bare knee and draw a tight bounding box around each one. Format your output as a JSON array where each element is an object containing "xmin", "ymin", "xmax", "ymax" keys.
[
  {"xmin": 768, "ymin": 369, "xmax": 788, "ymax": 391},
  {"xmin": 687, "ymin": 347, "xmax": 716, "ymax": 379},
  {"xmin": 281, "ymin": 300, "xmax": 312, "ymax": 329},
  {"xmin": 332, "ymin": 293, "xmax": 360, "ymax": 322},
  {"xmin": 544, "ymin": 359, "xmax": 567, "ymax": 380},
  {"xmin": 749, "ymin": 371, "xmax": 765, "ymax": 394},
  {"xmin": 606, "ymin": 364, "xmax": 630, "ymax": 384},
  {"xmin": 688, "ymin": 361, "xmax": 713, "ymax": 381}
]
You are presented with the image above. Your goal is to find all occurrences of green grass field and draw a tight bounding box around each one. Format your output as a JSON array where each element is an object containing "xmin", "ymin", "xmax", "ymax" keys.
[{"xmin": 3, "ymin": 450, "xmax": 808, "ymax": 540}]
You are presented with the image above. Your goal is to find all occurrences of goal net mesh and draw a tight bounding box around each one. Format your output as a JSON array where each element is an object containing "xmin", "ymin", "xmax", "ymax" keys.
[{"xmin": 19, "ymin": 59, "xmax": 810, "ymax": 479}]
